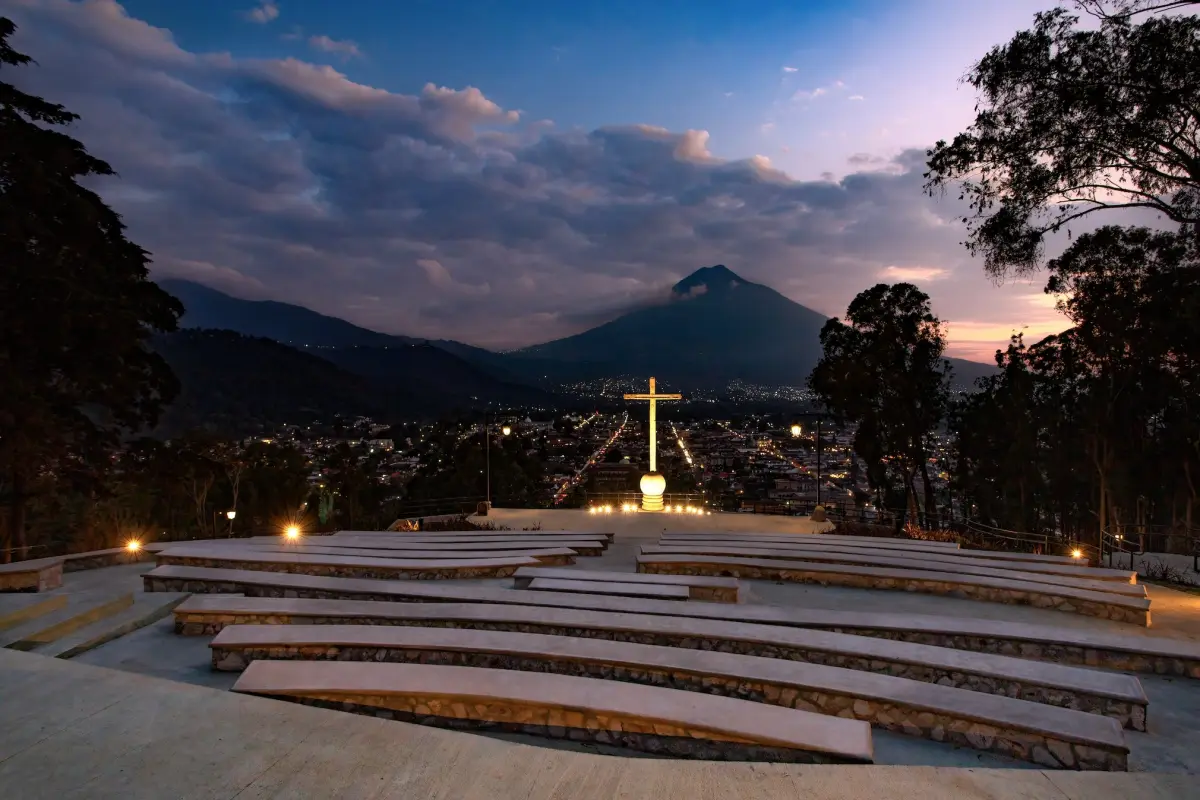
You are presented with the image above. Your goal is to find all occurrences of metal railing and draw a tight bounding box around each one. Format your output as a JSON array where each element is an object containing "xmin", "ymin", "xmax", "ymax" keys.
[
  {"xmin": 1101, "ymin": 524, "xmax": 1200, "ymax": 573},
  {"xmin": 580, "ymin": 492, "xmax": 708, "ymax": 509}
]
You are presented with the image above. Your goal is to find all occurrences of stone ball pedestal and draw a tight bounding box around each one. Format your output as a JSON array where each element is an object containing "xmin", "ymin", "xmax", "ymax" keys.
[
  {"xmin": 639, "ymin": 472, "xmax": 667, "ymax": 512},
  {"xmin": 810, "ymin": 505, "xmax": 827, "ymax": 523}
]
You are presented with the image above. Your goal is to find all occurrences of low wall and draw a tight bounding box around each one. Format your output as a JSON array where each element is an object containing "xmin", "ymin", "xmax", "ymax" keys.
[
  {"xmin": 219, "ymin": 644, "xmax": 1126, "ymax": 770},
  {"xmin": 638, "ymin": 559, "xmax": 1150, "ymax": 627}
]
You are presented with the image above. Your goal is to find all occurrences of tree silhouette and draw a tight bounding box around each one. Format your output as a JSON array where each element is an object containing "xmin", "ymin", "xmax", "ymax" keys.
[
  {"xmin": 924, "ymin": 4, "xmax": 1200, "ymax": 278},
  {"xmin": 0, "ymin": 20, "xmax": 182, "ymax": 559},
  {"xmin": 808, "ymin": 284, "xmax": 953, "ymax": 522}
]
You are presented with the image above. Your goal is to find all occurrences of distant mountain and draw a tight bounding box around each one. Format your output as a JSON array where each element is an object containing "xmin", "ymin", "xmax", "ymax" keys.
[
  {"xmin": 517, "ymin": 265, "xmax": 827, "ymax": 388},
  {"xmin": 515, "ymin": 265, "xmax": 998, "ymax": 388},
  {"xmin": 150, "ymin": 330, "xmax": 555, "ymax": 436},
  {"xmin": 160, "ymin": 279, "xmax": 415, "ymax": 349},
  {"xmin": 150, "ymin": 330, "xmax": 387, "ymax": 436}
]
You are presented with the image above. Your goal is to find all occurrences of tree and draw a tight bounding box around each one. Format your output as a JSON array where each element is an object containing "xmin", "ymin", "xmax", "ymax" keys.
[
  {"xmin": 808, "ymin": 284, "xmax": 953, "ymax": 522},
  {"xmin": 923, "ymin": 4, "xmax": 1200, "ymax": 279},
  {"xmin": 0, "ymin": 20, "xmax": 182, "ymax": 559}
]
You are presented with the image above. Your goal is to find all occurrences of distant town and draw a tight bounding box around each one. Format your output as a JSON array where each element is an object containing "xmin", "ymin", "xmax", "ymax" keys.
[{"xmin": 254, "ymin": 407, "xmax": 956, "ymax": 520}]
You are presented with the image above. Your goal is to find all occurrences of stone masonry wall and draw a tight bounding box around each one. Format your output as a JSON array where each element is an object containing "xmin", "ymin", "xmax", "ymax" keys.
[
  {"xmin": 637, "ymin": 562, "xmax": 1150, "ymax": 626},
  {"xmin": 153, "ymin": 575, "xmax": 1197, "ymax": 681},
  {"xmin": 0, "ymin": 563, "xmax": 62, "ymax": 592},
  {"xmin": 156, "ymin": 554, "xmax": 524, "ymax": 581},
  {"xmin": 189, "ymin": 610, "xmax": 1143, "ymax": 730},
  {"xmin": 219, "ymin": 645, "xmax": 1126, "ymax": 770},
  {"xmin": 273, "ymin": 694, "xmax": 865, "ymax": 764}
]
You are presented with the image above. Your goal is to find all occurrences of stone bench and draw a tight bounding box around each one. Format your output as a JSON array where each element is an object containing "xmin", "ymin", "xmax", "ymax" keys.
[
  {"xmin": 335, "ymin": 530, "xmax": 614, "ymax": 545},
  {"xmin": 642, "ymin": 545, "xmax": 1141, "ymax": 594},
  {"xmin": 513, "ymin": 567, "xmax": 740, "ymax": 602},
  {"xmin": 664, "ymin": 532, "xmax": 960, "ymax": 551},
  {"xmin": 299, "ymin": 538, "xmax": 607, "ymax": 557},
  {"xmin": 231, "ymin": 659, "xmax": 874, "ymax": 764},
  {"xmin": 0, "ymin": 557, "xmax": 64, "ymax": 592},
  {"xmin": 662, "ymin": 533, "xmax": 1080, "ymax": 566},
  {"xmin": 660, "ymin": 536, "xmax": 1113, "ymax": 572},
  {"xmin": 62, "ymin": 547, "xmax": 154, "ymax": 572},
  {"xmin": 179, "ymin": 595, "xmax": 1149, "ymax": 731},
  {"xmin": 216, "ymin": 624, "xmax": 1127, "ymax": 769},
  {"xmin": 526, "ymin": 577, "xmax": 690, "ymax": 601},
  {"xmin": 155, "ymin": 549, "xmax": 537, "ymax": 581},
  {"xmin": 192, "ymin": 543, "xmax": 580, "ymax": 566},
  {"xmin": 637, "ymin": 555, "xmax": 1151, "ymax": 626},
  {"xmin": 156, "ymin": 567, "xmax": 1200, "ymax": 679}
]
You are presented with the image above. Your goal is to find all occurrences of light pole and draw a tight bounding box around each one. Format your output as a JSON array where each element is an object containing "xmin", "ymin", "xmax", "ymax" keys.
[
  {"xmin": 226, "ymin": 509, "xmax": 236, "ymax": 537},
  {"xmin": 791, "ymin": 413, "xmax": 829, "ymax": 509}
]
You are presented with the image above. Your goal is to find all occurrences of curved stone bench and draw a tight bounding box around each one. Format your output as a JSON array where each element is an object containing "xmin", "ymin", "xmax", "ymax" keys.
[
  {"xmin": 334, "ymin": 530, "xmax": 614, "ymax": 545},
  {"xmin": 178, "ymin": 595, "xmax": 1148, "ymax": 730},
  {"xmin": 231, "ymin": 659, "xmax": 874, "ymax": 764},
  {"xmin": 661, "ymin": 534, "xmax": 1080, "ymax": 566},
  {"xmin": 513, "ymin": 567, "xmax": 740, "ymax": 602},
  {"xmin": 526, "ymin": 577, "xmax": 690, "ymax": 601},
  {"xmin": 156, "ymin": 549, "xmax": 537, "ymax": 580},
  {"xmin": 304, "ymin": 539, "xmax": 606, "ymax": 556},
  {"xmin": 0, "ymin": 557, "xmax": 63, "ymax": 593},
  {"xmin": 189, "ymin": 543, "xmax": 580, "ymax": 566},
  {"xmin": 641, "ymin": 545, "xmax": 1141, "ymax": 594},
  {"xmin": 148, "ymin": 566, "xmax": 1200, "ymax": 678},
  {"xmin": 637, "ymin": 555, "xmax": 1151, "ymax": 626},
  {"xmin": 216, "ymin": 625, "xmax": 1127, "ymax": 769}
]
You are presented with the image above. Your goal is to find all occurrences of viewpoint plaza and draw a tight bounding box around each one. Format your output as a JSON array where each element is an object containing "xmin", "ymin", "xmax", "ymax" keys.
[{"xmin": 3, "ymin": 399, "xmax": 1200, "ymax": 799}]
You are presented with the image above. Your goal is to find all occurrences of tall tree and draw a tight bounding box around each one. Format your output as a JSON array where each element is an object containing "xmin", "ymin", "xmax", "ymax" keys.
[
  {"xmin": 0, "ymin": 20, "xmax": 182, "ymax": 559},
  {"xmin": 923, "ymin": 3, "xmax": 1200, "ymax": 278},
  {"xmin": 808, "ymin": 283, "xmax": 953, "ymax": 522}
]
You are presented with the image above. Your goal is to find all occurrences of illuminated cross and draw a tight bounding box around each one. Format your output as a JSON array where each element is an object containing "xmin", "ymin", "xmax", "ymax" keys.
[{"xmin": 624, "ymin": 377, "xmax": 682, "ymax": 474}]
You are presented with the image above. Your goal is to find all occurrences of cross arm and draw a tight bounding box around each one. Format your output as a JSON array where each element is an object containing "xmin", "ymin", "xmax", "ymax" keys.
[{"xmin": 624, "ymin": 393, "xmax": 683, "ymax": 400}]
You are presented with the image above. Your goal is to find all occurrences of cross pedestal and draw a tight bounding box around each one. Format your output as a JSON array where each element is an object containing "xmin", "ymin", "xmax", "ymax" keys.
[{"xmin": 624, "ymin": 377, "xmax": 682, "ymax": 511}]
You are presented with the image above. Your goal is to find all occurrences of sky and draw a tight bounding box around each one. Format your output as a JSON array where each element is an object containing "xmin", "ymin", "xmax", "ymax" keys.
[{"xmin": 2, "ymin": 0, "xmax": 1155, "ymax": 360}]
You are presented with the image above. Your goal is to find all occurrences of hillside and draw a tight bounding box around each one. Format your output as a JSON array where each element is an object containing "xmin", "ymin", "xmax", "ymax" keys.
[{"xmin": 150, "ymin": 330, "xmax": 388, "ymax": 436}]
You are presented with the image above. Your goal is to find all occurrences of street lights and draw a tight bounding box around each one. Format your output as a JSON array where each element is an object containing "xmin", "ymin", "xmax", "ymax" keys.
[
  {"xmin": 225, "ymin": 509, "xmax": 236, "ymax": 537},
  {"xmin": 790, "ymin": 413, "xmax": 830, "ymax": 508}
]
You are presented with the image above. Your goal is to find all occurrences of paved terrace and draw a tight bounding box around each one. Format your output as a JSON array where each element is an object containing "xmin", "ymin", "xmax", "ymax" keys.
[
  {"xmin": 1, "ymin": 648, "xmax": 1196, "ymax": 800},
  {"xmin": 6, "ymin": 513, "xmax": 1200, "ymax": 794}
]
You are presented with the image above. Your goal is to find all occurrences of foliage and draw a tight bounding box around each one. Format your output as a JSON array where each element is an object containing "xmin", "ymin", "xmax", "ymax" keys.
[
  {"xmin": 808, "ymin": 283, "xmax": 953, "ymax": 520},
  {"xmin": 0, "ymin": 20, "xmax": 182, "ymax": 559},
  {"xmin": 952, "ymin": 227, "xmax": 1200, "ymax": 543},
  {"xmin": 924, "ymin": 4, "xmax": 1200, "ymax": 278}
]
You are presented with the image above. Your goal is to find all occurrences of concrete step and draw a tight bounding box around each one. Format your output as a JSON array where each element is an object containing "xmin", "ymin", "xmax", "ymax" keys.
[
  {"xmin": 0, "ymin": 594, "xmax": 68, "ymax": 632},
  {"xmin": 1, "ymin": 593, "xmax": 134, "ymax": 651},
  {"xmin": 40, "ymin": 592, "xmax": 191, "ymax": 659}
]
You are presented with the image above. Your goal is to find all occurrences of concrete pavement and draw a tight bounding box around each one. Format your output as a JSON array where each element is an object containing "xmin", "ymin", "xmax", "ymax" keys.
[{"xmin": 1, "ymin": 648, "xmax": 1196, "ymax": 799}]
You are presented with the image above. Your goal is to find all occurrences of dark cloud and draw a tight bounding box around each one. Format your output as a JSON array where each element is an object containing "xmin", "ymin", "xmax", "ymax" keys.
[{"xmin": 6, "ymin": 0, "xmax": 1016, "ymax": 350}]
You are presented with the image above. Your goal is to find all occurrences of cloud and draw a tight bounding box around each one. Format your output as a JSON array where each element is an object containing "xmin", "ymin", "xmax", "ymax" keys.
[
  {"xmin": 417, "ymin": 259, "xmax": 490, "ymax": 296},
  {"xmin": 7, "ymin": 0, "xmax": 1143, "ymax": 359},
  {"xmin": 792, "ymin": 87, "xmax": 827, "ymax": 101},
  {"xmin": 244, "ymin": 2, "xmax": 279, "ymax": 23},
  {"xmin": 848, "ymin": 94, "xmax": 864, "ymax": 101},
  {"xmin": 881, "ymin": 266, "xmax": 948, "ymax": 282},
  {"xmin": 847, "ymin": 152, "xmax": 886, "ymax": 166},
  {"xmin": 782, "ymin": 66, "xmax": 798, "ymax": 73},
  {"xmin": 308, "ymin": 35, "xmax": 362, "ymax": 59}
]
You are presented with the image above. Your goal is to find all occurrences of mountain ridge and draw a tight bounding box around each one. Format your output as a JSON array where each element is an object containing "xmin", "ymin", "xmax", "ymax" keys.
[{"xmin": 159, "ymin": 269, "xmax": 999, "ymax": 391}]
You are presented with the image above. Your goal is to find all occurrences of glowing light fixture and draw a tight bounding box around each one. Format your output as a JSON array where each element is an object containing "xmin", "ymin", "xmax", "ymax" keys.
[
  {"xmin": 226, "ymin": 510, "xmax": 237, "ymax": 520},
  {"xmin": 125, "ymin": 539, "xmax": 142, "ymax": 553},
  {"xmin": 501, "ymin": 425, "xmax": 512, "ymax": 436},
  {"xmin": 790, "ymin": 424, "xmax": 802, "ymax": 437},
  {"xmin": 1071, "ymin": 548, "xmax": 1083, "ymax": 559},
  {"xmin": 284, "ymin": 525, "xmax": 302, "ymax": 541}
]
